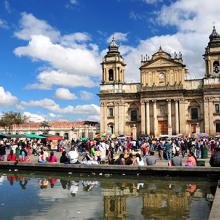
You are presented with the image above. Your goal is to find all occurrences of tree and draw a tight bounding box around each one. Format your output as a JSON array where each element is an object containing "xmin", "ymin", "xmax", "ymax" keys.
[
  {"xmin": 40, "ymin": 121, "xmax": 51, "ymax": 134},
  {"xmin": 0, "ymin": 112, "xmax": 26, "ymax": 133}
]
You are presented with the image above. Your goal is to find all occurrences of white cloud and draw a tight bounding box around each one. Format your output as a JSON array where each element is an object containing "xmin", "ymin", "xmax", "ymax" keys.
[
  {"xmin": 21, "ymin": 98, "xmax": 60, "ymax": 112},
  {"xmin": 4, "ymin": 0, "xmax": 11, "ymax": 13},
  {"xmin": 87, "ymin": 114, "xmax": 100, "ymax": 122},
  {"xmin": 107, "ymin": 32, "xmax": 128, "ymax": 43},
  {"xmin": 65, "ymin": 0, "xmax": 78, "ymax": 9},
  {"xmin": 143, "ymin": 0, "xmax": 162, "ymax": 4},
  {"xmin": 23, "ymin": 111, "xmax": 65, "ymax": 122},
  {"xmin": 26, "ymin": 70, "xmax": 96, "ymax": 89},
  {"xmin": 14, "ymin": 13, "xmax": 101, "ymax": 90},
  {"xmin": 15, "ymin": 13, "xmax": 60, "ymax": 41},
  {"xmin": 25, "ymin": 82, "xmax": 52, "ymax": 90},
  {"xmin": 0, "ymin": 19, "xmax": 8, "ymax": 29},
  {"xmin": 14, "ymin": 35, "xmax": 100, "ymax": 77},
  {"xmin": 20, "ymin": 98, "xmax": 100, "ymax": 117},
  {"xmin": 61, "ymin": 32, "xmax": 91, "ymax": 47},
  {"xmin": 157, "ymin": 0, "xmax": 220, "ymax": 33},
  {"xmin": 55, "ymin": 88, "xmax": 77, "ymax": 100},
  {"xmin": 0, "ymin": 86, "xmax": 18, "ymax": 107},
  {"xmin": 119, "ymin": 0, "xmax": 220, "ymax": 81},
  {"xmin": 69, "ymin": 0, "xmax": 78, "ymax": 5},
  {"xmin": 47, "ymin": 112, "xmax": 64, "ymax": 120},
  {"xmin": 23, "ymin": 112, "xmax": 45, "ymax": 122},
  {"xmin": 80, "ymin": 90, "xmax": 95, "ymax": 100}
]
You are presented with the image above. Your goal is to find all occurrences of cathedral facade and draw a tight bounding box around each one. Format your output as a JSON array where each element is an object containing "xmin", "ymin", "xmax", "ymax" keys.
[{"xmin": 98, "ymin": 27, "xmax": 220, "ymax": 137}]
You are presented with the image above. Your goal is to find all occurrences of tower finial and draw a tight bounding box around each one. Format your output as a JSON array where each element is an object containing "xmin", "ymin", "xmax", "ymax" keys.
[
  {"xmin": 213, "ymin": 25, "xmax": 216, "ymax": 32},
  {"xmin": 209, "ymin": 25, "xmax": 220, "ymax": 40},
  {"xmin": 110, "ymin": 34, "xmax": 117, "ymax": 47}
]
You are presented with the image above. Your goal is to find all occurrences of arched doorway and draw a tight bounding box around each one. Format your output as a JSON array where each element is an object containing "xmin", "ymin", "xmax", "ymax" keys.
[{"xmin": 107, "ymin": 123, "xmax": 114, "ymax": 134}]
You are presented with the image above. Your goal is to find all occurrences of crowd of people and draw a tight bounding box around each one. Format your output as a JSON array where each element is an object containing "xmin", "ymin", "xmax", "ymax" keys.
[{"xmin": 0, "ymin": 135, "xmax": 220, "ymax": 167}]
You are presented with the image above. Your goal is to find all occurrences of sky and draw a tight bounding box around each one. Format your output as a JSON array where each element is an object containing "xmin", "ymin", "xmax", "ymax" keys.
[{"xmin": 0, "ymin": 0, "xmax": 220, "ymax": 122}]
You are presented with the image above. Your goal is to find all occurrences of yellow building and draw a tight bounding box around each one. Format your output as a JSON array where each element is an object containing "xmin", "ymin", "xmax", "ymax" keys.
[{"xmin": 99, "ymin": 27, "xmax": 220, "ymax": 137}]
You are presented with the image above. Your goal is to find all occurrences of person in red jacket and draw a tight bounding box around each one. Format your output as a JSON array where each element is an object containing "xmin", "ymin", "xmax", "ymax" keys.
[{"xmin": 7, "ymin": 150, "xmax": 17, "ymax": 161}]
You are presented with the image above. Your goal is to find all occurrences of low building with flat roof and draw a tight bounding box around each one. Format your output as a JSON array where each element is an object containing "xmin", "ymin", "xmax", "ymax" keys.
[{"xmin": 0, "ymin": 121, "xmax": 100, "ymax": 140}]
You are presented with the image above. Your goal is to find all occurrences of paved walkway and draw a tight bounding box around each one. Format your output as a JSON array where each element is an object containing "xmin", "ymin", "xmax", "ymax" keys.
[{"xmin": 209, "ymin": 181, "xmax": 220, "ymax": 220}]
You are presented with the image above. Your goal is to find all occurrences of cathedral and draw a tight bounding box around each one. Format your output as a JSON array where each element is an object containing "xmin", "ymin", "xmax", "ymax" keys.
[{"xmin": 98, "ymin": 27, "xmax": 220, "ymax": 137}]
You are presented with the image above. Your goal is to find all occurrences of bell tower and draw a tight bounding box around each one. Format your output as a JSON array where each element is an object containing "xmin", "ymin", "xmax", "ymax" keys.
[
  {"xmin": 101, "ymin": 36, "xmax": 126, "ymax": 84},
  {"xmin": 204, "ymin": 26, "xmax": 220, "ymax": 77}
]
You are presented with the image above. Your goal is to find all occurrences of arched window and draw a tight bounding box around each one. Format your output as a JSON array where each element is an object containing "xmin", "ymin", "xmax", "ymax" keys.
[
  {"xmin": 191, "ymin": 108, "xmax": 198, "ymax": 120},
  {"xmin": 109, "ymin": 69, "xmax": 114, "ymax": 81},
  {"xmin": 108, "ymin": 107, "xmax": 114, "ymax": 117},
  {"xmin": 131, "ymin": 110, "xmax": 137, "ymax": 121},
  {"xmin": 213, "ymin": 61, "xmax": 220, "ymax": 73},
  {"xmin": 159, "ymin": 71, "xmax": 165, "ymax": 82}
]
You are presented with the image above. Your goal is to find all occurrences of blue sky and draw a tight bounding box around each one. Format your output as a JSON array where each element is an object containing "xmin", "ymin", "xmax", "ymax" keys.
[{"xmin": 0, "ymin": 0, "xmax": 219, "ymax": 122}]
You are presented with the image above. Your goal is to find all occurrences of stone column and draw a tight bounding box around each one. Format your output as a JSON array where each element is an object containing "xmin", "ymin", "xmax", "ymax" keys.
[
  {"xmin": 104, "ymin": 104, "xmax": 108, "ymax": 133},
  {"xmin": 204, "ymin": 97, "xmax": 209, "ymax": 134},
  {"xmin": 85, "ymin": 126, "xmax": 89, "ymax": 138},
  {"xmin": 153, "ymin": 100, "xmax": 157, "ymax": 136},
  {"xmin": 175, "ymin": 100, "xmax": 179, "ymax": 134},
  {"xmin": 115, "ymin": 66, "xmax": 118, "ymax": 81},
  {"xmin": 114, "ymin": 102, "xmax": 119, "ymax": 135},
  {"xmin": 167, "ymin": 99, "xmax": 172, "ymax": 136},
  {"xmin": 118, "ymin": 102, "xmax": 125, "ymax": 135},
  {"xmin": 141, "ymin": 101, "xmax": 146, "ymax": 135},
  {"xmin": 208, "ymin": 97, "xmax": 214, "ymax": 136},
  {"xmin": 100, "ymin": 102, "xmax": 105, "ymax": 133},
  {"xmin": 124, "ymin": 103, "xmax": 129, "ymax": 136},
  {"xmin": 133, "ymin": 124, "xmax": 137, "ymax": 140},
  {"xmin": 179, "ymin": 99, "xmax": 186, "ymax": 134},
  {"xmin": 146, "ymin": 101, "xmax": 150, "ymax": 135},
  {"xmin": 102, "ymin": 68, "xmax": 104, "ymax": 83}
]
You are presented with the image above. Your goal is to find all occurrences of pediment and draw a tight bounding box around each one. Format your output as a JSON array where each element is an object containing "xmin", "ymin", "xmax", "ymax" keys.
[{"xmin": 140, "ymin": 57, "xmax": 184, "ymax": 69}]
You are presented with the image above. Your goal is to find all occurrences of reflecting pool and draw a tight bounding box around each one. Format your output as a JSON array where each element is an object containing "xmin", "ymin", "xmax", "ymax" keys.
[{"xmin": 0, "ymin": 172, "xmax": 217, "ymax": 220}]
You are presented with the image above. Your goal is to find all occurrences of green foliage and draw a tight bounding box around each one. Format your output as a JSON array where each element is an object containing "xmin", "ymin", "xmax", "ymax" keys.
[{"xmin": 0, "ymin": 112, "xmax": 26, "ymax": 132}]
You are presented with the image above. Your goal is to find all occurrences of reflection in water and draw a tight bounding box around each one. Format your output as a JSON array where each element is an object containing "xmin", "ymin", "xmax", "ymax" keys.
[{"xmin": 0, "ymin": 172, "xmax": 216, "ymax": 220}]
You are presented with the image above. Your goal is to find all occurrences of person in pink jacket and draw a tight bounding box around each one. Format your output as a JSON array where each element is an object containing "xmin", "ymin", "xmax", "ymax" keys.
[
  {"xmin": 185, "ymin": 152, "xmax": 197, "ymax": 167},
  {"xmin": 47, "ymin": 152, "xmax": 57, "ymax": 163}
]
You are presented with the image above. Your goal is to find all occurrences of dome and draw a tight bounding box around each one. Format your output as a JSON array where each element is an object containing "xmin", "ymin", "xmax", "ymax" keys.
[
  {"xmin": 152, "ymin": 46, "xmax": 171, "ymax": 60},
  {"xmin": 209, "ymin": 26, "xmax": 220, "ymax": 41}
]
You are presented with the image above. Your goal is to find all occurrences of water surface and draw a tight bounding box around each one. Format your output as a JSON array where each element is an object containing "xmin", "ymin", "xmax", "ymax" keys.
[{"xmin": 0, "ymin": 172, "xmax": 216, "ymax": 220}]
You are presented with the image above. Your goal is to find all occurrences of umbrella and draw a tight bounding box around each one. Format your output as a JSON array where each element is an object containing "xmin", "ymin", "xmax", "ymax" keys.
[
  {"xmin": 46, "ymin": 136, "xmax": 64, "ymax": 141},
  {"xmin": 2, "ymin": 134, "xmax": 26, "ymax": 139},
  {"xmin": 24, "ymin": 134, "xmax": 45, "ymax": 139},
  {"xmin": 80, "ymin": 137, "xmax": 88, "ymax": 141},
  {"xmin": 194, "ymin": 132, "xmax": 209, "ymax": 139}
]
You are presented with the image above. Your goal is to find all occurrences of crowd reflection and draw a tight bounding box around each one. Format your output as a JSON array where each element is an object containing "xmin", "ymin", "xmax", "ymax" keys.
[
  {"xmin": 0, "ymin": 173, "xmax": 216, "ymax": 219},
  {"xmin": 1, "ymin": 174, "xmax": 101, "ymax": 197}
]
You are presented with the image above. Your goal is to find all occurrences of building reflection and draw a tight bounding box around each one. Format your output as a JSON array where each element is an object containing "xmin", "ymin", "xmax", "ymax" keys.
[
  {"xmin": 101, "ymin": 181, "xmax": 208, "ymax": 220},
  {"xmin": 1, "ymin": 173, "xmax": 213, "ymax": 220}
]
